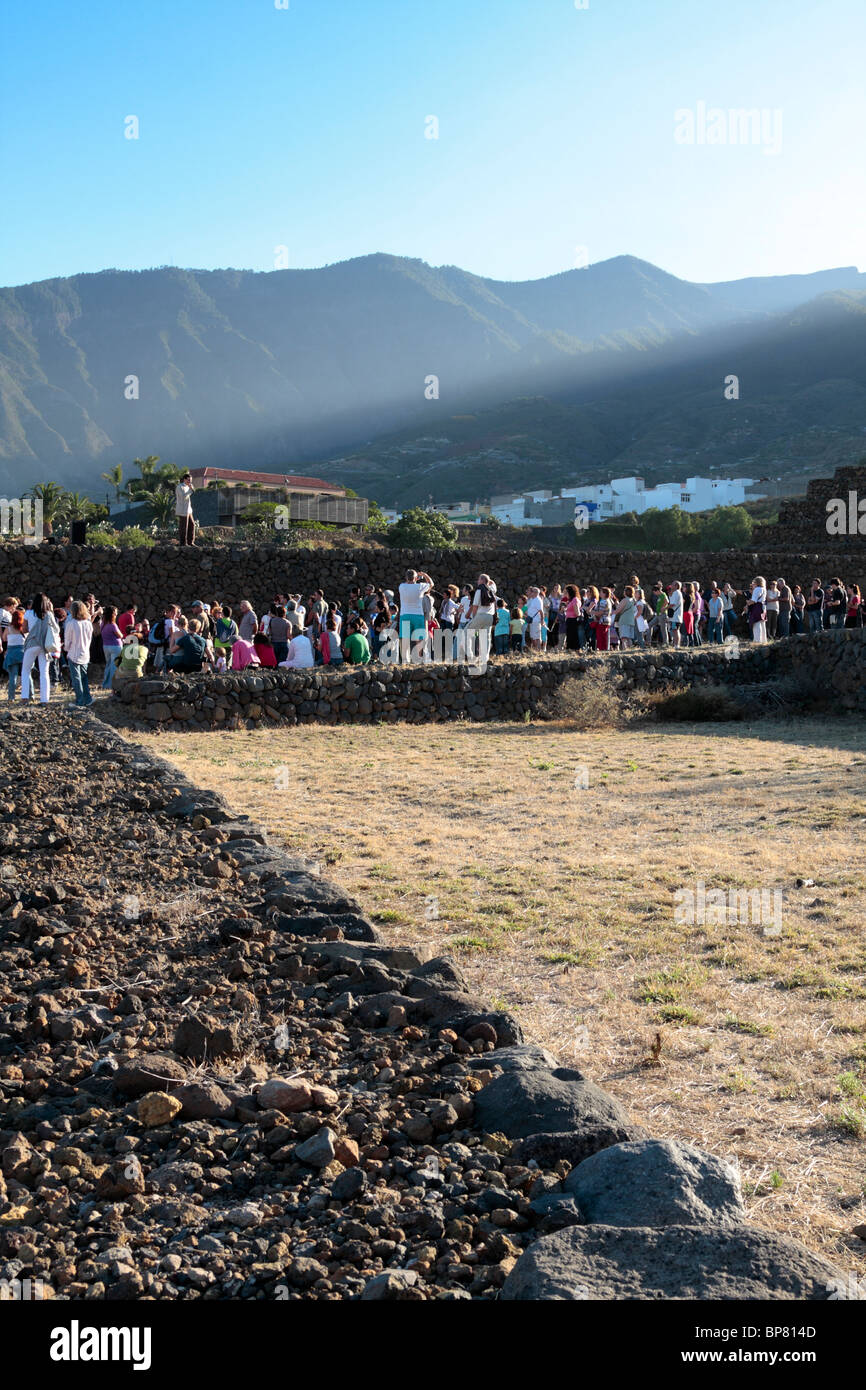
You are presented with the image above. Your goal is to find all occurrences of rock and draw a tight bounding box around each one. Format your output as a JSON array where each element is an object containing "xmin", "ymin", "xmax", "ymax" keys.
[
  {"xmin": 137, "ymin": 1093, "xmax": 183, "ymax": 1127},
  {"xmin": 501, "ymin": 1224, "xmax": 854, "ymax": 1301},
  {"xmin": 172, "ymin": 1014, "xmax": 239, "ymax": 1061},
  {"xmin": 94, "ymin": 1157, "xmax": 146, "ymax": 1200},
  {"xmin": 332, "ymin": 1167, "xmax": 367, "ymax": 1201},
  {"xmin": 112, "ymin": 1055, "xmax": 187, "ymax": 1097},
  {"xmin": 513, "ymin": 1123, "xmax": 650, "ymax": 1168},
  {"xmin": 173, "ymin": 1081, "xmax": 234, "ymax": 1120},
  {"xmin": 472, "ymin": 1067, "xmax": 629, "ymax": 1139},
  {"xmin": 528, "ymin": 1193, "xmax": 584, "ymax": 1231},
  {"xmin": 310, "ymin": 1084, "xmax": 339, "ymax": 1110},
  {"xmin": 564, "ymin": 1139, "xmax": 745, "ymax": 1228},
  {"xmin": 285, "ymin": 1257, "xmax": 328, "ymax": 1288},
  {"xmin": 224, "ymin": 1202, "xmax": 262, "ymax": 1228},
  {"xmin": 303, "ymin": 940, "xmax": 430, "ymax": 972},
  {"xmin": 148, "ymin": 1161, "xmax": 205, "ymax": 1192},
  {"xmin": 360, "ymin": 1270, "xmax": 420, "ymax": 1300},
  {"xmin": 256, "ymin": 1078, "xmax": 313, "ymax": 1113},
  {"xmin": 402, "ymin": 1114, "xmax": 434, "ymax": 1143},
  {"xmin": 294, "ymin": 1127, "xmax": 337, "ymax": 1168},
  {"xmin": 334, "ymin": 1136, "xmax": 360, "ymax": 1167},
  {"xmin": 467, "ymin": 1044, "xmax": 560, "ymax": 1074},
  {"xmin": 2, "ymin": 1134, "xmax": 34, "ymax": 1181}
]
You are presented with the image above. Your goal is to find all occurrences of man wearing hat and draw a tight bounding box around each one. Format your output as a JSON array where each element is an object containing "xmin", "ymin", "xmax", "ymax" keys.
[{"xmin": 190, "ymin": 600, "xmax": 214, "ymax": 640}]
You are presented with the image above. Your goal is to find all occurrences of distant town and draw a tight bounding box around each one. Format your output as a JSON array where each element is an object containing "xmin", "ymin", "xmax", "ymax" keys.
[{"xmin": 379, "ymin": 474, "xmax": 764, "ymax": 527}]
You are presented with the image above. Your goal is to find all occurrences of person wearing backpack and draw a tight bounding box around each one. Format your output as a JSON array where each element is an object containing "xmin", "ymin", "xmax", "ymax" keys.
[
  {"xmin": 213, "ymin": 605, "xmax": 239, "ymax": 657},
  {"xmin": 148, "ymin": 605, "xmax": 176, "ymax": 673},
  {"xmin": 21, "ymin": 593, "xmax": 61, "ymax": 704},
  {"xmin": 467, "ymin": 573, "xmax": 497, "ymax": 632}
]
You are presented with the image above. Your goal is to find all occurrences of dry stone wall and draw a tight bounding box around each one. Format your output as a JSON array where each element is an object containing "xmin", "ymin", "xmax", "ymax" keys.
[
  {"xmin": 114, "ymin": 629, "xmax": 866, "ymax": 731},
  {"xmin": 755, "ymin": 463, "xmax": 866, "ymax": 548},
  {"xmin": 3, "ymin": 541, "xmax": 866, "ymax": 620}
]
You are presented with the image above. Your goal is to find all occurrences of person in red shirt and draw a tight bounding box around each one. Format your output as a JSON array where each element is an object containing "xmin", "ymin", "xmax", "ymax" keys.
[
  {"xmin": 253, "ymin": 632, "xmax": 277, "ymax": 667},
  {"xmin": 117, "ymin": 604, "xmax": 138, "ymax": 637}
]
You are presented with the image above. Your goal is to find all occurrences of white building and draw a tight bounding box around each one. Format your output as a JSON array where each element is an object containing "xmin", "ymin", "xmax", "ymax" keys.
[{"xmin": 562, "ymin": 475, "xmax": 760, "ymax": 521}]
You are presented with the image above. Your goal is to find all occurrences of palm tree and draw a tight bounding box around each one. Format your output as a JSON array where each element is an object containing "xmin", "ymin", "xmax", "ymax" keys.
[
  {"xmin": 61, "ymin": 491, "xmax": 95, "ymax": 522},
  {"xmin": 126, "ymin": 455, "xmax": 161, "ymax": 498},
  {"xmin": 29, "ymin": 481, "xmax": 68, "ymax": 537},
  {"xmin": 154, "ymin": 462, "xmax": 184, "ymax": 489},
  {"xmin": 136, "ymin": 487, "xmax": 176, "ymax": 528},
  {"xmin": 101, "ymin": 463, "xmax": 124, "ymax": 502}
]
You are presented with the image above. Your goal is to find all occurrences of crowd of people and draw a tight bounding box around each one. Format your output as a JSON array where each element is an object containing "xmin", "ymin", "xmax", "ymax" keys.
[{"xmin": 1, "ymin": 569, "xmax": 863, "ymax": 706}]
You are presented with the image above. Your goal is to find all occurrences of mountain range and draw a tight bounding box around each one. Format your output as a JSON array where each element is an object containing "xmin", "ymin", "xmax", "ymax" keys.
[{"xmin": 1, "ymin": 254, "xmax": 865, "ymax": 506}]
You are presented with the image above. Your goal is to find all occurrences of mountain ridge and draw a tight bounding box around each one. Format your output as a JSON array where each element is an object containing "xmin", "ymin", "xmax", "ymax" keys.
[{"xmin": 0, "ymin": 255, "xmax": 864, "ymax": 502}]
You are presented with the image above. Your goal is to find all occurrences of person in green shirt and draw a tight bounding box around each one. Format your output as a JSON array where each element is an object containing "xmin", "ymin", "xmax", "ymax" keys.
[
  {"xmin": 649, "ymin": 581, "xmax": 669, "ymax": 646},
  {"xmin": 112, "ymin": 630, "xmax": 149, "ymax": 694},
  {"xmin": 343, "ymin": 626, "xmax": 371, "ymax": 665}
]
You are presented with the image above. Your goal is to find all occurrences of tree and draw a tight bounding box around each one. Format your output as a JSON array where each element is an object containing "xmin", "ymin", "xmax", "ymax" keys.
[
  {"xmin": 135, "ymin": 487, "xmax": 176, "ymax": 528},
  {"xmin": 60, "ymin": 491, "xmax": 98, "ymax": 523},
  {"xmin": 386, "ymin": 506, "xmax": 457, "ymax": 549},
  {"xmin": 697, "ymin": 505, "xmax": 753, "ymax": 550},
  {"xmin": 364, "ymin": 500, "xmax": 390, "ymax": 532},
  {"xmin": 241, "ymin": 501, "xmax": 280, "ymax": 524},
  {"xmin": 28, "ymin": 481, "xmax": 68, "ymax": 537},
  {"xmin": 640, "ymin": 506, "xmax": 698, "ymax": 551},
  {"xmin": 101, "ymin": 463, "xmax": 124, "ymax": 501},
  {"xmin": 125, "ymin": 456, "xmax": 161, "ymax": 497}
]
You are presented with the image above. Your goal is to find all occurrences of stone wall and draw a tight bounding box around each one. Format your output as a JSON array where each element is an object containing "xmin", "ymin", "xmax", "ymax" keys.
[
  {"xmin": 113, "ymin": 629, "xmax": 866, "ymax": 730},
  {"xmin": 4, "ymin": 541, "xmax": 866, "ymax": 620},
  {"xmin": 755, "ymin": 462, "xmax": 866, "ymax": 548}
]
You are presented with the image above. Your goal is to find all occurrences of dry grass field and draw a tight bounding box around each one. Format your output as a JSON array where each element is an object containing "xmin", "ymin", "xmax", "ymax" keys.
[{"xmin": 123, "ymin": 713, "xmax": 866, "ymax": 1266}]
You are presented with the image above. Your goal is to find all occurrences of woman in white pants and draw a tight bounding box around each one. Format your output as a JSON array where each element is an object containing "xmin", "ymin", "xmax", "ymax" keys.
[
  {"xmin": 749, "ymin": 576, "xmax": 768, "ymax": 645},
  {"xmin": 21, "ymin": 594, "xmax": 60, "ymax": 704}
]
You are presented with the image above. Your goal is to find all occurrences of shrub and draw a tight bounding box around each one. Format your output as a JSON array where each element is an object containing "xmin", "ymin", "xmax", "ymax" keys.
[
  {"xmin": 546, "ymin": 667, "xmax": 626, "ymax": 729},
  {"xmin": 84, "ymin": 527, "xmax": 120, "ymax": 548},
  {"xmin": 116, "ymin": 526, "xmax": 154, "ymax": 549}
]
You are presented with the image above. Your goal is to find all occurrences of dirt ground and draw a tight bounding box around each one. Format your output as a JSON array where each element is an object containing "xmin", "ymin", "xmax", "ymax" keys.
[{"xmin": 122, "ymin": 712, "xmax": 866, "ymax": 1266}]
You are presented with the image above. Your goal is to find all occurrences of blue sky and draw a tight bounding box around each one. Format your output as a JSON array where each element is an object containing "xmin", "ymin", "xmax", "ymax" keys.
[{"xmin": 2, "ymin": 0, "xmax": 864, "ymax": 288}]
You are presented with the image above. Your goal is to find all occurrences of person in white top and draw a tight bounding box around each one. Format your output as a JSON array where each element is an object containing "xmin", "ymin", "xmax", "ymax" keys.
[
  {"xmin": 749, "ymin": 576, "xmax": 768, "ymax": 644},
  {"xmin": 397, "ymin": 569, "xmax": 433, "ymax": 641},
  {"xmin": 63, "ymin": 600, "xmax": 95, "ymax": 708},
  {"xmin": 279, "ymin": 632, "xmax": 315, "ymax": 669},
  {"xmin": 525, "ymin": 586, "xmax": 545, "ymax": 650},
  {"xmin": 467, "ymin": 573, "xmax": 498, "ymax": 630},
  {"xmin": 667, "ymin": 582, "xmax": 684, "ymax": 647},
  {"xmin": 175, "ymin": 472, "xmax": 195, "ymax": 547}
]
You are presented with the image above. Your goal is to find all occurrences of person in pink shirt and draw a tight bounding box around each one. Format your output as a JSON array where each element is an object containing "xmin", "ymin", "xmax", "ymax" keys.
[{"xmin": 230, "ymin": 638, "xmax": 261, "ymax": 671}]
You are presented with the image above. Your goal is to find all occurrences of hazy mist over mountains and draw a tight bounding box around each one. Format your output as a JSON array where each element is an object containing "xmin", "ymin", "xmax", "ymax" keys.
[{"xmin": 1, "ymin": 254, "xmax": 864, "ymax": 505}]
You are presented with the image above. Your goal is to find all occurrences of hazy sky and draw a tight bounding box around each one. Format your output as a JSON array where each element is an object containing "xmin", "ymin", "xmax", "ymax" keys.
[{"xmin": 2, "ymin": 0, "xmax": 864, "ymax": 287}]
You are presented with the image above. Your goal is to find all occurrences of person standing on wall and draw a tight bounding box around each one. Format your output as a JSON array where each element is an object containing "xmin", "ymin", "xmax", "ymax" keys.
[{"xmin": 176, "ymin": 471, "xmax": 196, "ymax": 546}]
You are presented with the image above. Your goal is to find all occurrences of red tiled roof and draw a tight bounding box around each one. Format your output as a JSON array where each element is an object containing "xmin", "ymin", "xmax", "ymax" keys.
[{"xmin": 190, "ymin": 467, "xmax": 343, "ymax": 492}]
